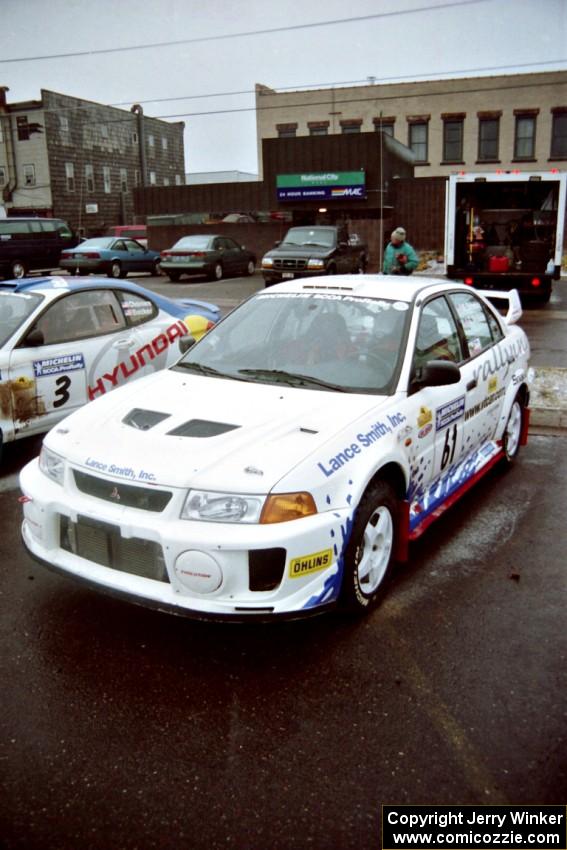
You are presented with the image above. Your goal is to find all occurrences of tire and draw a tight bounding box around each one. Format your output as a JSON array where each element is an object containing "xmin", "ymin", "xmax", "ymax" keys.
[
  {"xmin": 209, "ymin": 262, "xmax": 223, "ymax": 281},
  {"xmin": 11, "ymin": 260, "xmax": 26, "ymax": 280},
  {"xmin": 340, "ymin": 480, "xmax": 397, "ymax": 614},
  {"xmin": 167, "ymin": 271, "xmax": 181, "ymax": 282},
  {"xmin": 326, "ymin": 265, "xmax": 337, "ymax": 275},
  {"xmin": 245, "ymin": 259, "xmax": 256, "ymax": 276},
  {"xmin": 502, "ymin": 395, "xmax": 524, "ymax": 464},
  {"xmin": 152, "ymin": 260, "xmax": 162, "ymax": 276},
  {"xmin": 108, "ymin": 261, "xmax": 125, "ymax": 279}
]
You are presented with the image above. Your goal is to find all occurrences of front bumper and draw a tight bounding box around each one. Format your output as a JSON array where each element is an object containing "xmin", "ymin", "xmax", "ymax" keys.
[
  {"xmin": 262, "ymin": 267, "xmax": 327, "ymax": 284},
  {"xmin": 20, "ymin": 459, "xmax": 350, "ymax": 620}
]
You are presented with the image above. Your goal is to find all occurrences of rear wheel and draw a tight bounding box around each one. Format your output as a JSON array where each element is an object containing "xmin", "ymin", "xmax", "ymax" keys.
[
  {"xmin": 11, "ymin": 260, "xmax": 26, "ymax": 279},
  {"xmin": 502, "ymin": 395, "xmax": 524, "ymax": 464},
  {"xmin": 326, "ymin": 265, "xmax": 337, "ymax": 275},
  {"xmin": 108, "ymin": 261, "xmax": 124, "ymax": 279},
  {"xmin": 167, "ymin": 271, "xmax": 180, "ymax": 282},
  {"xmin": 340, "ymin": 480, "xmax": 397, "ymax": 614},
  {"xmin": 152, "ymin": 259, "xmax": 162, "ymax": 276},
  {"xmin": 245, "ymin": 259, "xmax": 256, "ymax": 276},
  {"xmin": 209, "ymin": 262, "xmax": 223, "ymax": 281}
]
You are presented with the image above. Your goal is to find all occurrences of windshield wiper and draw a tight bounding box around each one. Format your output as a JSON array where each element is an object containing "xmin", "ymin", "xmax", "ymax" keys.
[
  {"xmin": 175, "ymin": 361, "xmax": 241, "ymax": 380},
  {"xmin": 238, "ymin": 368, "xmax": 348, "ymax": 392},
  {"xmin": 300, "ymin": 241, "xmax": 330, "ymax": 247}
]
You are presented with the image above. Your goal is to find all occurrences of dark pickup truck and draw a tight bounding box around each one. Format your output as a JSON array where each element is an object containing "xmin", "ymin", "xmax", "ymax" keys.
[{"xmin": 261, "ymin": 225, "xmax": 368, "ymax": 286}]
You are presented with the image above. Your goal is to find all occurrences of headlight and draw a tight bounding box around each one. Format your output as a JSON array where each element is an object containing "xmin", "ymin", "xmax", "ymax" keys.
[
  {"xmin": 307, "ymin": 259, "xmax": 325, "ymax": 269},
  {"xmin": 181, "ymin": 490, "xmax": 265, "ymax": 523},
  {"xmin": 261, "ymin": 257, "xmax": 274, "ymax": 268},
  {"xmin": 39, "ymin": 445, "xmax": 65, "ymax": 485}
]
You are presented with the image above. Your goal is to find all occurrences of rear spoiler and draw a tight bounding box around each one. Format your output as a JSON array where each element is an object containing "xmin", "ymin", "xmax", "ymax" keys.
[{"xmin": 478, "ymin": 288, "xmax": 523, "ymax": 325}]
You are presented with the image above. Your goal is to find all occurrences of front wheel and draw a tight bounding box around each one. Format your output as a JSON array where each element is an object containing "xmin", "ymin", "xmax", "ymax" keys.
[
  {"xmin": 502, "ymin": 395, "xmax": 524, "ymax": 464},
  {"xmin": 167, "ymin": 271, "xmax": 180, "ymax": 282},
  {"xmin": 340, "ymin": 480, "xmax": 397, "ymax": 614},
  {"xmin": 245, "ymin": 259, "xmax": 256, "ymax": 276},
  {"xmin": 11, "ymin": 260, "xmax": 26, "ymax": 279}
]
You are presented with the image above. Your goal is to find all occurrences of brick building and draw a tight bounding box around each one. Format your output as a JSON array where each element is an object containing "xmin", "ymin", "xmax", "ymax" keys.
[{"xmin": 0, "ymin": 87, "xmax": 185, "ymax": 235}]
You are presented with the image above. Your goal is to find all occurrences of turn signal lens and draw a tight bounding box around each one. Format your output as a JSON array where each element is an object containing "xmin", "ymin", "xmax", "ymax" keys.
[{"xmin": 260, "ymin": 492, "xmax": 317, "ymax": 524}]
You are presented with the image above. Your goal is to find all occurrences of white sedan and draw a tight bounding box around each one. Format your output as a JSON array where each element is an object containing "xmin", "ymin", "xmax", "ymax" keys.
[{"xmin": 20, "ymin": 276, "xmax": 531, "ymax": 620}]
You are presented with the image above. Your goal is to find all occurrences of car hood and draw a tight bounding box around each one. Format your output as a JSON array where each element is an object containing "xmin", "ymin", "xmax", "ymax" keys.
[
  {"xmin": 48, "ymin": 368, "xmax": 389, "ymax": 491},
  {"xmin": 265, "ymin": 244, "xmax": 334, "ymax": 259}
]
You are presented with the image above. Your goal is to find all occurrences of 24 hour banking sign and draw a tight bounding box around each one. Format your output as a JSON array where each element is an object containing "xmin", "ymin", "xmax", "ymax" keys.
[{"xmin": 276, "ymin": 171, "xmax": 366, "ymax": 201}]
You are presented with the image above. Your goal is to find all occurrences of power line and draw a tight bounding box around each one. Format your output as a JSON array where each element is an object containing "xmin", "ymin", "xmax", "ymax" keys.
[{"xmin": 0, "ymin": 0, "xmax": 489, "ymax": 64}]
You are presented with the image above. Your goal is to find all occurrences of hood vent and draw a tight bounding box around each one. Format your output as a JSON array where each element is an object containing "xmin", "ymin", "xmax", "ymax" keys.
[
  {"xmin": 167, "ymin": 419, "xmax": 240, "ymax": 438},
  {"xmin": 123, "ymin": 408, "xmax": 171, "ymax": 431}
]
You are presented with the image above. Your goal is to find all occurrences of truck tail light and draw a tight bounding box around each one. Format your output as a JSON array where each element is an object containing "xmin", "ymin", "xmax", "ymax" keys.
[
  {"xmin": 464, "ymin": 277, "xmax": 474, "ymax": 286},
  {"xmin": 531, "ymin": 277, "xmax": 541, "ymax": 288}
]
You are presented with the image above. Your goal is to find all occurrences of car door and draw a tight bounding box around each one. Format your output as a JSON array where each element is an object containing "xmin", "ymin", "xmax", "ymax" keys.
[
  {"xmin": 111, "ymin": 239, "xmax": 131, "ymax": 271},
  {"xmin": 7, "ymin": 289, "xmax": 129, "ymax": 436},
  {"xmin": 123, "ymin": 239, "xmax": 151, "ymax": 273},
  {"xmin": 223, "ymin": 237, "xmax": 245, "ymax": 274}
]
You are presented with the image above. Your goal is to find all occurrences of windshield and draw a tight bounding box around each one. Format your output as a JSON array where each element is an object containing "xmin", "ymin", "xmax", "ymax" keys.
[
  {"xmin": 281, "ymin": 227, "xmax": 336, "ymax": 248},
  {"xmin": 173, "ymin": 236, "xmax": 213, "ymax": 250},
  {"xmin": 174, "ymin": 292, "xmax": 410, "ymax": 394},
  {"xmin": 0, "ymin": 291, "xmax": 44, "ymax": 347}
]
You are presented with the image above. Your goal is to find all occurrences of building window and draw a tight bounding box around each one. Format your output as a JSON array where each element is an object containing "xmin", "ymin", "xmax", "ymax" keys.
[
  {"xmin": 408, "ymin": 120, "xmax": 429, "ymax": 162},
  {"xmin": 59, "ymin": 115, "xmax": 70, "ymax": 143},
  {"xmin": 442, "ymin": 117, "xmax": 464, "ymax": 162},
  {"xmin": 131, "ymin": 131, "xmax": 138, "ymax": 145},
  {"xmin": 163, "ymin": 177, "xmax": 170, "ymax": 186},
  {"xmin": 148, "ymin": 134, "xmax": 155, "ymax": 156},
  {"xmin": 276, "ymin": 123, "xmax": 297, "ymax": 138},
  {"xmin": 85, "ymin": 164, "xmax": 95, "ymax": 193},
  {"xmin": 478, "ymin": 115, "xmax": 500, "ymax": 161},
  {"xmin": 103, "ymin": 166, "xmax": 111, "ymax": 193},
  {"xmin": 23, "ymin": 164, "xmax": 35, "ymax": 186},
  {"xmin": 340, "ymin": 119, "xmax": 362, "ymax": 134},
  {"xmin": 514, "ymin": 113, "xmax": 537, "ymax": 160},
  {"xmin": 0, "ymin": 121, "xmax": 3, "ymax": 143},
  {"xmin": 65, "ymin": 162, "xmax": 75, "ymax": 192},
  {"xmin": 100, "ymin": 124, "xmax": 109, "ymax": 139},
  {"xmin": 308, "ymin": 121, "xmax": 329, "ymax": 136},
  {"xmin": 373, "ymin": 118, "xmax": 395, "ymax": 136},
  {"xmin": 162, "ymin": 136, "xmax": 168, "ymax": 151},
  {"xmin": 149, "ymin": 171, "xmax": 156, "ymax": 185},
  {"xmin": 17, "ymin": 116, "xmax": 30, "ymax": 141},
  {"xmin": 0, "ymin": 166, "xmax": 6, "ymax": 186},
  {"xmin": 551, "ymin": 109, "xmax": 567, "ymax": 159},
  {"xmin": 135, "ymin": 169, "xmax": 141, "ymax": 187},
  {"xmin": 120, "ymin": 168, "xmax": 128, "ymax": 192},
  {"xmin": 175, "ymin": 174, "xmax": 182, "ymax": 185}
]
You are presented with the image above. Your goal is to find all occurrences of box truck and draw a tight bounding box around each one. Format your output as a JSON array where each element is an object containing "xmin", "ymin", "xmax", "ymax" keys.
[{"xmin": 445, "ymin": 171, "xmax": 566, "ymax": 304}]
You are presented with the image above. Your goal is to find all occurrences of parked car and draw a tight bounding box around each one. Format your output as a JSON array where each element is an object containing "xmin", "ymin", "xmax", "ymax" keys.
[
  {"xmin": 0, "ymin": 276, "xmax": 220, "ymax": 457},
  {"xmin": 160, "ymin": 234, "xmax": 256, "ymax": 281},
  {"xmin": 60, "ymin": 238, "xmax": 161, "ymax": 278},
  {"xmin": 20, "ymin": 276, "xmax": 531, "ymax": 622},
  {"xmin": 261, "ymin": 225, "xmax": 368, "ymax": 285},
  {"xmin": 0, "ymin": 217, "xmax": 78, "ymax": 280}
]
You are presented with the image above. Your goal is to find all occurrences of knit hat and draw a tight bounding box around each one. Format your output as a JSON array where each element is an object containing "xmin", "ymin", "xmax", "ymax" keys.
[{"xmin": 392, "ymin": 227, "xmax": 406, "ymax": 240}]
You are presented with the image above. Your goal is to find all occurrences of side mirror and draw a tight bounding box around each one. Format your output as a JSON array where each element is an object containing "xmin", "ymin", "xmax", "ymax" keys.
[
  {"xmin": 410, "ymin": 360, "xmax": 461, "ymax": 393},
  {"xmin": 179, "ymin": 335, "xmax": 196, "ymax": 354},
  {"xmin": 273, "ymin": 240, "xmax": 281, "ymax": 247}
]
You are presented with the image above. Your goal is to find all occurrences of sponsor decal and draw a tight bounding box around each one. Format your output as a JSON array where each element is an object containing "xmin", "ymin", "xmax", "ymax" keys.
[
  {"xmin": 435, "ymin": 397, "xmax": 465, "ymax": 431},
  {"xmin": 85, "ymin": 456, "xmax": 156, "ymax": 482},
  {"xmin": 488, "ymin": 376, "xmax": 498, "ymax": 394},
  {"xmin": 464, "ymin": 387, "xmax": 506, "ymax": 421},
  {"xmin": 417, "ymin": 406, "xmax": 432, "ymax": 428},
  {"xmin": 418, "ymin": 423, "xmax": 433, "ymax": 439},
  {"xmin": 290, "ymin": 548, "xmax": 333, "ymax": 578},
  {"xmin": 317, "ymin": 412, "xmax": 406, "ymax": 478},
  {"xmin": 33, "ymin": 353, "xmax": 85, "ymax": 378}
]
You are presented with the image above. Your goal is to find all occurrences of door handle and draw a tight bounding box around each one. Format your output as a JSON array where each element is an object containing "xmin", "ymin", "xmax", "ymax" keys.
[
  {"xmin": 112, "ymin": 337, "xmax": 136, "ymax": 350},
  {"xmin": 466, "ymin": 379, "xmax": 477, "ymax": 391}
]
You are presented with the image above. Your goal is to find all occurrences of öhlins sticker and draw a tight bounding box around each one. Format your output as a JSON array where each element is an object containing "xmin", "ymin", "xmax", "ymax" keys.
[{"xmin": 289, "ymin": 548, "xmax": 332, "ymax": 578}]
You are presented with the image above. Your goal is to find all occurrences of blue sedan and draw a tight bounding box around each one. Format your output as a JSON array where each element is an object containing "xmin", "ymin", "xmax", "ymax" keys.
[{"xmin": 60, "ymin": 237, "xmax": 162, "ymax": 278}]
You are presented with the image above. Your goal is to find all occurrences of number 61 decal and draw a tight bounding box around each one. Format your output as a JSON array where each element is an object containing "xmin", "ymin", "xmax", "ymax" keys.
[{"xmin": 441, "ymin": 423, "xmax": 458, "ymax": 470}]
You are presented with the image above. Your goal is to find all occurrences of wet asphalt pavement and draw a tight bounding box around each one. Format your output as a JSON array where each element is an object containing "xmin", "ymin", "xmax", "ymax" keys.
[{"xmin": 1, "ymin": 274, "xmax": 566, "ymax": 850}]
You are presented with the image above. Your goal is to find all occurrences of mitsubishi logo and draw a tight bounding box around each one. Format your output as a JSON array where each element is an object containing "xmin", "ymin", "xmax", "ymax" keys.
[{"xmin": 110, "ymin": 487, "xmax": 121, "ymax": 501}]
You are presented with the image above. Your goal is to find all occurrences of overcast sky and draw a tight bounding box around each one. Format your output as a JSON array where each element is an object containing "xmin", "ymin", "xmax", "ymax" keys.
[{"xmin": 1, "ymin": 0, "xmax": 565, "ymax": 175}]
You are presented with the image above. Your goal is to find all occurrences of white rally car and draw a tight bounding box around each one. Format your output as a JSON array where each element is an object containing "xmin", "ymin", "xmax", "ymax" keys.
[
  {"xmin": 20, "ymin": 276, "xmax": 531, "ymax": 620},
  {"xmin": 0, "ymin": 276, "xmax": 220, "ymax": 460}
]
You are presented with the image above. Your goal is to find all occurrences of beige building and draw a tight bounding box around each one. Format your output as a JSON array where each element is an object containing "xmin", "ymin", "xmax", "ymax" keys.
[{"xmin": 255, "ymin": 70, "xmax": 567, "ymax": 179}]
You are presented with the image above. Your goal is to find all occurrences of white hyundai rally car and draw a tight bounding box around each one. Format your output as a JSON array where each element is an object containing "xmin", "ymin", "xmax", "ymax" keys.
[{"xmin": 20, "ymin": 276, "xmax": 531, "ymax": 620}]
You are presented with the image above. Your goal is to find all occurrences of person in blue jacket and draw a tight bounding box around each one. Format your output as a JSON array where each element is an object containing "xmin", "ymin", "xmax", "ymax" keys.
[{"xmin": 383, "ymin": 227, "xmax": 419, "ymax": 275}]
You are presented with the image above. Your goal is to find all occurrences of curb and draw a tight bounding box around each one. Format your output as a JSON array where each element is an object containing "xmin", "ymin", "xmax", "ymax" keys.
[{"xmin": 529, "ymin": 367, "xmax": 567, "ymax": 434}]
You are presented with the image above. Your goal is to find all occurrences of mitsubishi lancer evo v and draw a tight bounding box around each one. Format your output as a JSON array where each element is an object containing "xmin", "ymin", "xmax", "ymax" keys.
[{"xmin": 20, "ymin": 276, "xmax": 531, "ymax": 621}]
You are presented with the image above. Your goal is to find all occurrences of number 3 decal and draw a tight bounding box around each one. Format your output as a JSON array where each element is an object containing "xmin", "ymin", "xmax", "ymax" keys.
[{"xmin": 53, "ymin": 375, "xmax": 71, "ymax": 408}]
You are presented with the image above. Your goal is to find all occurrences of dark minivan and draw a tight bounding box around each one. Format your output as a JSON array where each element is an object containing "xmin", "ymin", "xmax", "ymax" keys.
[{"xmin": 0, "ymin": 217, "xmax": 78, "ymax": 279}]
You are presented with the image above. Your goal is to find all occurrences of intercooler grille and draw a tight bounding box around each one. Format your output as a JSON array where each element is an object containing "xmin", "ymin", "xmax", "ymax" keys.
[{"xmin": 60, "ymin": 514, "xmax": 169, "ymax": 582}]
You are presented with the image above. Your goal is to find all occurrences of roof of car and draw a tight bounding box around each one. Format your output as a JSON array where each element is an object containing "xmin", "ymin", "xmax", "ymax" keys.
[{"xmin": 265, "ymin": 274, "xmax": 470, "ymax": 302}]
